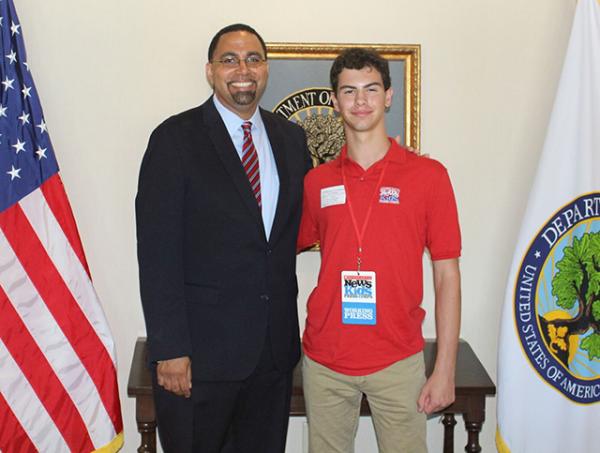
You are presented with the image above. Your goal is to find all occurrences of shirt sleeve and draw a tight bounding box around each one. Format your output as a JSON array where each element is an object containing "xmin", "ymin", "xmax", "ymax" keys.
[
  {"xmin": 297, "ymin": 172, "xmax": 320, "ymax": 252},
  {"xmin": 426, "ymin": 165, "xmax": 462, "ymax": 260}
]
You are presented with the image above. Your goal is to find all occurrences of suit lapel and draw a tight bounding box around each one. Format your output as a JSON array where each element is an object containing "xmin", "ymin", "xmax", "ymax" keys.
[
  {"xmin": 262, "ymin": 109, "xmax": 290, "ymax": 246},
  {"xmin": 202, "ymin": 99, "xmax": 265, "ymax": 236}
]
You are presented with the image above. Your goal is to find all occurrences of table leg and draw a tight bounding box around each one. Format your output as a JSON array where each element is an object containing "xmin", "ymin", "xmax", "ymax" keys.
[
  {"xmin": 136, "ymin": 395, "xmax": 157, "ymax": 453},
  {"xmin": 463, "ymin": 420, "xmax": 482, "ymax": 453},
  {"xmin": 462, "ymin": 401, "xmax": 485, "ymax": 453},
  {"xmin": 442, "ymin": 413, "xmax": 457, "ymax": 453}
]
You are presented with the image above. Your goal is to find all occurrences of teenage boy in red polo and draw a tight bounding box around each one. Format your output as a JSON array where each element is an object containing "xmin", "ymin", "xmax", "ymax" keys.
[{"xmin": 297, "ymin": 48, "xmax": 462, "ymax": 452}]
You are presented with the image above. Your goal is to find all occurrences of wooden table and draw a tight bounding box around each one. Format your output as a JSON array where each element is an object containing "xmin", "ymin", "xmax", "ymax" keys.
[{"xmin": 128, "ymin": 338, "xmax": 495, "ymax": 453}]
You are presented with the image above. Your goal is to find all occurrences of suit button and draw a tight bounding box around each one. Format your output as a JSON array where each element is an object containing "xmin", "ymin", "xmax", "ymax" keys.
[
  {"xmin": 260, "ymin": 294, "xmax": 270, "ymax": 302},
  {"xmin": 266, "ymin": 249, "xmax": 272, "ymax": 255}
]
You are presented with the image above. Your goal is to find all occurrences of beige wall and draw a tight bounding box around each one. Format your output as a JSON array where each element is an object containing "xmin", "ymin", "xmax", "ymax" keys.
[{"xmin": 16, "ymin": 0, "xmax": 576, "ymax": 451}]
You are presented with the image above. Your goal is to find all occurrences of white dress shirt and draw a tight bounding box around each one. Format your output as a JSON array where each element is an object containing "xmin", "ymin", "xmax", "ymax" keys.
[{"xmin": 213, "ymin": 95, "xmax": 280, "ymax": 239}]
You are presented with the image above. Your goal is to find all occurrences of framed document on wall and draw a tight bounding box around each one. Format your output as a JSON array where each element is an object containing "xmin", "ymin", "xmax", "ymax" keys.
[{"xmin": 262, "ymin": 43, "xmax": 421, "ymax": 167}]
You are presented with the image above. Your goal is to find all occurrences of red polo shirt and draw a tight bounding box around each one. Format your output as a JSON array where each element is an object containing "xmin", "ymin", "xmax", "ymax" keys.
[{"xmin": 298, "ymin": 139, "xmax": 461, "ymax": 375}]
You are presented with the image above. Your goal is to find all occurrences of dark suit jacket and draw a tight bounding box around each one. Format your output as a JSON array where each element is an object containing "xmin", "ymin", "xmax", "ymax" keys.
[{"xmin": 136, "ymin": 97, "xmax": 311, "ymax": 381}]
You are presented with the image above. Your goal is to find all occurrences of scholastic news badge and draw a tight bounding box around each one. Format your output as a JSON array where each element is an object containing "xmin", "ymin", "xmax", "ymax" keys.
[
  {"xmin": 515, "ymin": 193, "xmax": 600, "ymax": 403},
  {"xmin": 379, "ymin": 186, "xmax": 400, "ymax": 204},
  {"xmin": 342, "ymin": 271, "xmax": 376, "ymax": 325}
]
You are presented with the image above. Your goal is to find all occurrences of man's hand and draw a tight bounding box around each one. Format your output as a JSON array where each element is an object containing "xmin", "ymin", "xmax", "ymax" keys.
[
  {"xmin": 157, "ymin": 356, "xmax": 192, "ymax": 398},
  {"xmin": 417, "ymin": 371, "xmax": 455, "ymax": 414}
]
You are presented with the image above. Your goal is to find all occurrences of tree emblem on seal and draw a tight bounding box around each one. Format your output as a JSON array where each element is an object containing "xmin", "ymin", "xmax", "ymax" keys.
[
  {"xmin": 540, "ymin": 231, "xmax": 600, "ymax": 367},
  {"xmin": 272, "ymin": 87, "xmax": 345, "ymax": 167},
  {"xmin": 296, "ymin": 113, "xmax": 344, "ymax": 166}
]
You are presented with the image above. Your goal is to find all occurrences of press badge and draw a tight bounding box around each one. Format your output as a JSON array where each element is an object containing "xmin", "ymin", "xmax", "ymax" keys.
[
  {"xmin": 341, "ymin": 271, "xmax": 377, "ymax": 325},
  {"xmin": 321, "ymin": 185, "xmax": 346, "ymax": 208}
]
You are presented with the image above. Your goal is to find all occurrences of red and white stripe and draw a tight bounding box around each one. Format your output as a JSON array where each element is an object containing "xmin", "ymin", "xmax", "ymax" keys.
[
  {"xmin": 242, "ymin": 121, "xmax": 262, "ymax": 206},
  {"xmin": 0, "ymin": 174, "xmax": 122, "ymax": 451}
]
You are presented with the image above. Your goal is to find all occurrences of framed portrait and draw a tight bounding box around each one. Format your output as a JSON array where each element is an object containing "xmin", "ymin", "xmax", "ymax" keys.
[{"xmin": 262, "ymin": 43, "xmax": 421, "ymax": 167}]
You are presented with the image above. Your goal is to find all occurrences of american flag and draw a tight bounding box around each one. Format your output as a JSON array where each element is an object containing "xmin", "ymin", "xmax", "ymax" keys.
[{"xmin": 0, "ymin": 1, "xmax": 123, "ymax": 451}]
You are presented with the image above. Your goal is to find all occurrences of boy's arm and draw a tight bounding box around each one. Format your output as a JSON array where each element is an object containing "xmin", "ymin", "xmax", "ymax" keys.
[{"xmin": 417, "ymin": 258, "xmax": 461, "ymax": 414}]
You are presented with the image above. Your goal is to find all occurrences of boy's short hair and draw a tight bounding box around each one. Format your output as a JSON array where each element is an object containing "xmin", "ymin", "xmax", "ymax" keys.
[{"xmin": 330, "ymin": 48, "xmax": 391, "ymax": 92}]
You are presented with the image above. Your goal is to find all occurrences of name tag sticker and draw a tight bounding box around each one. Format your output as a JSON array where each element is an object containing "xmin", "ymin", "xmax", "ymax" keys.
[
  {"xmin": 321, "ymin": 185, "xmax": 346, "ymax": 208},
  {"xmin": 341, "ymin": 271, "xmax": 376, "ymax": 325}
]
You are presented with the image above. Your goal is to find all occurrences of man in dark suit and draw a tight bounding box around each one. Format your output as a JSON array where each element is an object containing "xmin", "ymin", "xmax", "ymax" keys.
[{"xmin": 136, "ymin": 23, "xmax": 311, "ymax": 453}]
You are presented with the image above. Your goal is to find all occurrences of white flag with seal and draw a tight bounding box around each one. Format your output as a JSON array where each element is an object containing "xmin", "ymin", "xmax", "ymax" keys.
[{"xmin": 496, "ymin": 0, "xmax": 600, "ymax": 451}]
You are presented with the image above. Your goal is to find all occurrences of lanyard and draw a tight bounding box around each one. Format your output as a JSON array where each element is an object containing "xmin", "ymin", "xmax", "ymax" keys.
[{"xmin": 341, "ymin": 157, "xmax": 389, "ymax": 273}]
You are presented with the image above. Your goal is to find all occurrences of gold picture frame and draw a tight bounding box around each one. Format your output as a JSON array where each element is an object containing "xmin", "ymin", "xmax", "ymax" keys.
[{"xmin": 262, "ymin": 42, "xmax": 421, "ymax": 165}]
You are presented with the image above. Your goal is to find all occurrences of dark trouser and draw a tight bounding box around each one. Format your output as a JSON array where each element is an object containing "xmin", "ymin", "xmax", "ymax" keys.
[{"xmin": 152, "ymin": 339, "xmax": 293, "ymax": 453}]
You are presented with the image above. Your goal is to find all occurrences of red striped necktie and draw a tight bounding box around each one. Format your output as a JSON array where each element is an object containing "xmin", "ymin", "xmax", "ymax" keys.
[{"xmin": 241, "ymin": 121, "xmax": 261, "ymax": 207}]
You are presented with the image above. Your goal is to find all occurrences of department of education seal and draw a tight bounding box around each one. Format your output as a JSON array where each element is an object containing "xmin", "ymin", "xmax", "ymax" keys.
[
  {"xmin": 272, "ymin": 87, "xmax": 344, "ymax": 167},
  {"xmin": 515, "ymin": 193, "xmax": 600, "ymax": 403}
]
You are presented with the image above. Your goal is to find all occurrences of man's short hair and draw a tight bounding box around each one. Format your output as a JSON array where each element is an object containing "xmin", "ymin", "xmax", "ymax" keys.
[
  {"xmin": 208, "ymin": 23, "xmax": 268, "ymax": 61},
  {"xmin": 330, "ymin": 48, "xmax": 391, "ymax": 93}
]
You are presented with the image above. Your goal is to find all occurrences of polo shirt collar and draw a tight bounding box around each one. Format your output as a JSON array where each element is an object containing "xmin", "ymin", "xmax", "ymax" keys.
[{"xmin": 338, "ymin": 137, "xmax": 407, "ymax": 172}]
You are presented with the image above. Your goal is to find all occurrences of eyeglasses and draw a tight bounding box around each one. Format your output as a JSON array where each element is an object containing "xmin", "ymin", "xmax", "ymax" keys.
[{"xmin": 211, "ymin": 55, "xmax": 267, "ymax": 68}]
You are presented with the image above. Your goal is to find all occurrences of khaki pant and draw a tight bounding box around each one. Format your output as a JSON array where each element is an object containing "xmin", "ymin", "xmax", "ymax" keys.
[{"xmin": 302, "ymin": 353, "xmax": 427, "ymax": 453}]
